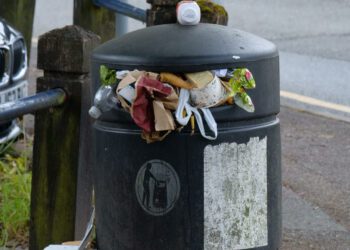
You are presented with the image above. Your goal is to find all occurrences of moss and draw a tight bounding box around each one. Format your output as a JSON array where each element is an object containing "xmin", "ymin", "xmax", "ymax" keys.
[
  {"xmin": 197, "ymin": 0, "xmax": 228, "ymax": 18},
  {"xmin": 244, "ymin": 206, "xmax": 250, "ymax": 217}
]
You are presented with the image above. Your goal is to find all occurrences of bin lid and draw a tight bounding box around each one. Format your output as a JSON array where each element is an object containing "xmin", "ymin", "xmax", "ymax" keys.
[{"xmin": 92, "ymin": 23, "xmax": 278, "ymax": 72}]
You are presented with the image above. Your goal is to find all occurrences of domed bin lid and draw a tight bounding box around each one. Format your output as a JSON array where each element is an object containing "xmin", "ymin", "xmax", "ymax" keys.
[
  {"xmin": 92, "ymin": 23, "xmax": 280, "ymax": 123},
  {"xmin": 92, "ymin": 23, "xmax": 278, "ymax": 72}
]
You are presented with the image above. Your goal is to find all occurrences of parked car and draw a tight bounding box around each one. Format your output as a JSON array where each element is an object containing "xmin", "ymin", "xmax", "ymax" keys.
[{"xmin": 0, "ymin": 18, "xmax": 28, "ymax": 143}]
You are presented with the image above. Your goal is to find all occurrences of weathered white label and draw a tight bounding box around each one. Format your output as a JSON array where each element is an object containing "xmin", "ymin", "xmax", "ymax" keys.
[{"xmin": 204, "ymin": 137, "xmax": 268, "ymax": 250}]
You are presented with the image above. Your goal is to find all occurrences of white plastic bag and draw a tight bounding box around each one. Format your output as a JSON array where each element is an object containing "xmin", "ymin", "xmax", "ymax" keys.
[{"xmin": 175, "ymin": 89, "xmax": 217, "ymax": 140}]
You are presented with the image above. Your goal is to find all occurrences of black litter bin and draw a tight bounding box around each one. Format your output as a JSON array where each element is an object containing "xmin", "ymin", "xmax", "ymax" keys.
[{"xmin": 91, "ymin": 23, "xmax": 281, "ymax": 250}]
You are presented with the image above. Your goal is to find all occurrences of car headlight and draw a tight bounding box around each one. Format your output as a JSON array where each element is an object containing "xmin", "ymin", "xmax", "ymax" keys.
[
  {"xmin": 12, "ymin": 38, "xmax": 27, "ymax": 81},
  {"xmin": 0, "ymin": 45, "xmax": 11, "ymax": 87}
]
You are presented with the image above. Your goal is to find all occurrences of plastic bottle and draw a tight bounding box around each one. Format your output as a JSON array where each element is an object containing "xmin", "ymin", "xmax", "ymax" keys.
[
  {"xmin": 89, "ymin": 85, "xmax": 119, "ymax": 119},
  {"xmin": 176, "ymin": 1, "xmax": 201, "ymax": 25}
]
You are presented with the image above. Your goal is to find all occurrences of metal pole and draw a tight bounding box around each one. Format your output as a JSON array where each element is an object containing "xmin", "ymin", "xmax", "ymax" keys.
[
  {"xmin": 115, "ymin": 0, "xmax": 129, "ymax": 36},
  {"xmin": 0, "ymin": 88, "xmax": 67, "ymax": 122},
  {"xmin": 93, "ymin": 0, "xmax": 147, "ymax": 22}
]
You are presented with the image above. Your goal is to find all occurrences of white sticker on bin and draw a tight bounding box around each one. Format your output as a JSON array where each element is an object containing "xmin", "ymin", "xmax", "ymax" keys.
[{"xmin": 204, "ymin": 137, "xmax": 268, "ymax": 250}]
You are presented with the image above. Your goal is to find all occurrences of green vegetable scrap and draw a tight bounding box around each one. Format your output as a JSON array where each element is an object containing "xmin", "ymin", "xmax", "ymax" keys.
[
  {"xmin": 99, "ymin": 65, "xmax": 116, "ymax": 86},
  {"xmin": 229, "ymin": 68, "xmax": 256, "ymax": 95},
  {"xmin": 228, "ymin": 68, "xmax": 256, "ymax": 113},
  {"xmin": 237, "ymin": 68, "xmax": 256, "ymax": 89},
  {"xmin": 235, "ymin": 92, "xmax": 255, "ymax": 113}
]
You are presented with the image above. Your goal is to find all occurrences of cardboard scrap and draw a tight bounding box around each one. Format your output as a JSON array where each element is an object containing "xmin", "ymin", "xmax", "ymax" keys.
[
  {"xmin": 155, "ymin": 84, "xmax": 179, "ymax": 110},
  {"xmin": 185, "ymin": 71, "xmax": 214, "ymax": 89},
  {"xmin": 160, "ymin": 72, "xmax": 195, "ymax": 89},
  {"xmin": 153, "ymin": 100, "xmax": 176, "ymax": 131},
  {"xmin": 132, "ymin": 75, "xmax": 172, "ymax": 133},
  {"xmin": 141, "ymin": 130, "xmax": 172, "ymax": 144},
  {"xmin": 116, "ymin": 70, "xmax": 143, "ymax": 112},
  {"xmin": 44, "ymin": 209, "xmax": 95, "ymax": 250}
]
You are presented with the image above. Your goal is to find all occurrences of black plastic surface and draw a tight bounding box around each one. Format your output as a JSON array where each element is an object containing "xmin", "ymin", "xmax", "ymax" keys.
[
  {"xmin": 94, "ymin": 118, "xmax": 281, "ymax": 250},
  {"xmin": 92, "ymin": 23, "xmax": 278, "ymax": 72}
]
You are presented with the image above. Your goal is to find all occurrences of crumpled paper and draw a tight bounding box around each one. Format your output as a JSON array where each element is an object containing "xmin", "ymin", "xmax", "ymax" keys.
[
  {"xmin": 132, "ymin": 74, "xmax": 172, "ymax": 133},
  {"xmin": 117, "ymin": 71, "xmax": 179, "ymax": 139}
]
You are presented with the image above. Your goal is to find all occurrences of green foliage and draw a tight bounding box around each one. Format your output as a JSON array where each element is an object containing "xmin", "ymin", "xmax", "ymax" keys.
[
  {"xmin": 99, "ymin": 65, "xmax": 116, "ymax": 86},
  {"xmin": 0, "ymin": 141, "xmax": 31, "ymax": 247},
  {"xmin": 0, "ymin": 140, "xmax": 16, "ymax": 156}
]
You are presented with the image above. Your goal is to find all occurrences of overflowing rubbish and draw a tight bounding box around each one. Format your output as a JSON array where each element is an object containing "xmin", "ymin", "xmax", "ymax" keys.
[{"xmin": 90, "ymin": 65, "xmax": 256, "ymax": 143}]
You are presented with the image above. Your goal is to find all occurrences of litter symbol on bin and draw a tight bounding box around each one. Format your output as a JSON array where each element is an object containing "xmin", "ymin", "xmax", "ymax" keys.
[{"xmin": 135, "ymin": 160, "xmax": 180, "ymax": 216}]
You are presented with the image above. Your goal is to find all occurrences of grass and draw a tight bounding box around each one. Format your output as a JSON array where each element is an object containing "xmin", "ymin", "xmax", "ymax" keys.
[{"xmin": 0, "ymin": 138, "xmax": 32, "ymax": 248}]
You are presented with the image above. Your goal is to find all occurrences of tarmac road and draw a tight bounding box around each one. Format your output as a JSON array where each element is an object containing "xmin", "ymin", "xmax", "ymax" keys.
[{"xmin": 27, "ymin": 0, "xmax": 350, "ymax": 249}]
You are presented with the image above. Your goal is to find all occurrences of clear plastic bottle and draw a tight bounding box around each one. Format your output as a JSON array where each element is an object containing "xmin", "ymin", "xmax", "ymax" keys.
[{"xmin": 89, "ymin": 85, "xmax": 119, "ymax": 119}]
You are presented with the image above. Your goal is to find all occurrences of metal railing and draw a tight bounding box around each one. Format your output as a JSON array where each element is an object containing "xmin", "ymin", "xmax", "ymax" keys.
[
  {"xmin": 93, "ymin": 0, "xmax": 147, "ymax": 22},
  {"xmin": 0, "ymin": 88, "xmax": 67, "ymax": 122}
]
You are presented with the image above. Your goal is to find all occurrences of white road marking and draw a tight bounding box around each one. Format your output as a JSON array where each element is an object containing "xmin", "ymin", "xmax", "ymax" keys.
[{"xmin": 281, "ymin": 90, "xmax": 350, "ymax": 114}]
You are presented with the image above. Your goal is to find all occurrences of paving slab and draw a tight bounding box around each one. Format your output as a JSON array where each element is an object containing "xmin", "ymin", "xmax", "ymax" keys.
[
  {"xmin": 282, "ymin": 229, "xmax": 350, "ymax": 250},
  {"xmin": 282, "ymin": 187, "xmax": 347, "ymax": 233}
]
